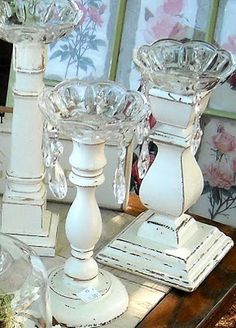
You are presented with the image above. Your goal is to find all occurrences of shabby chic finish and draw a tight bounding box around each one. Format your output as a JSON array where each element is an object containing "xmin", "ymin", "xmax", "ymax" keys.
[
  {"xmin": 0, "ymin": 0, "xmax": 81, "ymax": 256},
  {"xmin": 38, "ymin": 80, "xmax": 147, "ymax": 327},
  {"xmin": 97, "ymin": 39, "xmax": 235, "ymax": 291}
]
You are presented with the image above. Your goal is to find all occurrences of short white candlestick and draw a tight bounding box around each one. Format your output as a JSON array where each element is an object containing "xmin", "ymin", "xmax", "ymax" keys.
[
  {"xmin": 48, "ymin": 139, "xmax": 128, "ymax": 327},
  {"xmin": 97, "ymin": 39, "xmax": 235, "ymax": 291},
  {"xmin": 97, "ymin": 89, "xmax": 234, "ymax": 291}
]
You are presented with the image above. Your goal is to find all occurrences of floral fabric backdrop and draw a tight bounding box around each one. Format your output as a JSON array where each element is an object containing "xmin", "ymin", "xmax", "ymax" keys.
[
  {"xmin": 116, "ymin": 0, "xmax": 211, "ymax": 90},
  {"xmin": 190, "ymin": 116, "xmax": 236, "ymax": 227},
  {"xmin": 45, "ymin": 0, "xmax": 117, "ymax": 82},
  {"xmin": 209, "ymin": 0, "xmax": 236, "ymax": 114}
]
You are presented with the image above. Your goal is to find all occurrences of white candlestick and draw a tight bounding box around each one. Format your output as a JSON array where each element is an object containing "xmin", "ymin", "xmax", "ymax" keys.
[
  {"xmin": 0, "ymin": 0, "xmax": 82, "ymax": 256},
  {"xmin": 48, "ymin": 139, "xmax": 128, "ymax": 327},
  {"xmin": 2, "ymin": 43, "xmax": 59, "ymax": 256},
  {"xmin": 97, "ymin": 39, "xmax": 235, "ymax": 291}
]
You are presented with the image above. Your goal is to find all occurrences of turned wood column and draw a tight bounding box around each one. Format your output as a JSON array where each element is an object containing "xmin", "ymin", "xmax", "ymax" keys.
[{"xmin": 64, "ymin": 139, "xmax": 106, "ymax": 280}]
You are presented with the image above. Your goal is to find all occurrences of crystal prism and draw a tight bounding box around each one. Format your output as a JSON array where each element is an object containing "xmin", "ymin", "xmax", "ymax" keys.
[
  {"xmin": 43, "ymin": 123, "xmax": 64, "ymax": 168},
  {"xmin": 191, "ymin": 120, "xmax": 203, "ymax": 154},
  {"xmin": 138, "ymin": 140, "xmax": 150, "ymax": 179},
  {"xmin": 48, "ymin": 161, "xmax": 67, "ymax": 199},
  {"xmin": 113, "ymin": 165, "xmax": 126, "ymax": 204},
  {"xmin": 113, "ymin": 139, "xmax": 126, "ymax": 204}
]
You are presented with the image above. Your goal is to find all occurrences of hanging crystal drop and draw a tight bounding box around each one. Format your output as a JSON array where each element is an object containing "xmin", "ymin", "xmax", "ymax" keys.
[
  {"xmin": 48, "ymin": 161, "xmax": 67, "ymax": 199},
  {"xmin": 135, "ymin": 120, "xmax": 145, "ymax": 145},
  {"xmin": 191, "ymin": 119, "xmax": 202, "ymax": 155},
  {"xmin": 137, "ymin": 114, "xmax": 151, "ymax": 179},
  {"xmin": 113, "ymin": 137, "xmax": 126, "ymax": 204},
  {"xmin": 43, "ymin": 122, "xmax": 67, "ymax": 199},
  {"xmin": 143, "ymin": 113, "xmax": 150, "ymax": 138},
  {"xmin": 113, "ymin": 165, "xmax": 126, "ymax": 204},
  {"xmin": 191, "ymin": 95, "xmax": 203, "ymax": 155},
  {"xmin": 42, "ymin": 122, "xmax": 53, "ymax": 168},
  {"xmin": 51, "ymin": 138, "xmax": 63, "ymax": 164},
  {"xmin": 43, "ymin": 123, "xmax": 64, "ymax": 167},
  {"xmin": 138, "ymin": 139, "xmax": 150, "ymax": 179}
]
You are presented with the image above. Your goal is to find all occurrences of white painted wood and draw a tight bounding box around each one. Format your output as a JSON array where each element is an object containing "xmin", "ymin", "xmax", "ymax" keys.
[
  {"xmin": 97, "ymin": 89, "xmax": 234, "ymax": 292},
  {"xmin": 0, "ymin": 113, "xmax": 133, "ymax": 211},
  {"xmin": 140, "ymin": 143, "xmax": 203, "ymax": 217},
  {"xmin": 0, "ymin": 197, "xmax": 170, "ymax": 327},
  {"xmin": 1, "ymin": 44, "xmax": 59, "ymax": 257},
  {"xmin": 97, "ymin": 210, "xmax": 233, "ymax": 291},
  {"xmin": 49, "ymin": 267, "xmax": 128, "ymax": 327},
  {"xmin": 49, "ymin": 139, "xmax": 129, "ymax": 327},
  {"xmin": 64, "ymin": 140, "xmax": 106, "ymax": 281}
]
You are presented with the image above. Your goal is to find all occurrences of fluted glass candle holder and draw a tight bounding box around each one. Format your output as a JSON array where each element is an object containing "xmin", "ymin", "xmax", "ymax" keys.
[
  {"xmin": 97, "ymin": 39, "xmax": 236, "ymax": 292},
  {"xmin": 38, "ymin": 79, "xmax": 148, "ymax": 327},
  {"xmin": 0, "ymin": 0, "xmax": 82, "ymax": 256}
]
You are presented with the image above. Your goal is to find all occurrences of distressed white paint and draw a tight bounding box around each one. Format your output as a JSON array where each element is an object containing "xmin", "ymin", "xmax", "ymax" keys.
[
  {"xmin": 0, "ymin": 114, "xmax": 133, "ymax": 211},
  {"xmin": 1, "ymin": 44, "xmax": 59, "ymax": 256},
  {"xmin": 49, "ymin": 139, "xmax": 129, "ymax": 327},
  {"xmin": 97, "ymin": 89, "xmax": 234, "ymax": 292}
]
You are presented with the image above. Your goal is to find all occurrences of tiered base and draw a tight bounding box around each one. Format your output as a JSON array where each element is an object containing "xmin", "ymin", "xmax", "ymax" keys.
[
  {"xmin": 2, "ymin": 209, "xmax": 59, "ymax": 256},
  {"xmin": 49, "ymin": 267, "xmax": 129, "ymax": 327},
  {"xmin": 96, "ymin": 210, "xmax": 234, "ymax": 292}
]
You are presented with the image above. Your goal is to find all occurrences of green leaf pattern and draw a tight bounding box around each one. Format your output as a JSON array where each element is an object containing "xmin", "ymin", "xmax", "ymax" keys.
[{"xmin": 49, "ymin": 0, "xmax": 106, "ymax": 77}]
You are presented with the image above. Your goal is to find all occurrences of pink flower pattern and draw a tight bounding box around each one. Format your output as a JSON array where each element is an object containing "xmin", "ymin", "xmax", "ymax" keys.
[
  {"xmin": 202, "ymin": 123, "xmax": 236, "ymax": 220},
  {"xmin": 222, "ymin": 35, "xmax": 236, "ymax": 54},
  {"xmin": 163, "ymin": 0, "xmax": 184, "ymax": 15},
  {"xmin": 203, "ymin": 164, "xmax": 234, "ymax": 190},
  {"xmin": 212, "ymin": 125, "xmax": 236, "ymax": 155},
  {"xmin": 143, "ymin": 0, "xmax": 192, "ymax": 44},
  {"xmin": 87, "ymin": 5, "xmax": 106, "ymax": 27},
  {"xmin": 232, "ymin": 158, "xmax": 236, "ymax": 173}
]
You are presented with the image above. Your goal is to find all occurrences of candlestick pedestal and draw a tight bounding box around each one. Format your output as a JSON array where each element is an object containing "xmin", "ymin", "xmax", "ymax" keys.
[
  {"xmin": 39, "ymin": 79, "xmax": 147, "ymax": 326},
  {"xmin": 96, "ymin": 39, "xmax": 235, "ymax": 291},
  {"xmin": 0, "ymin": 0, "xmax": 81, "ymax": 256},
  {"xmin": 49, "ymin": 139, "xmax": 128, "ymax": 326},
  {"xmin": 1, "ymin": 43, "xmax": 58, "ymax": 256}
]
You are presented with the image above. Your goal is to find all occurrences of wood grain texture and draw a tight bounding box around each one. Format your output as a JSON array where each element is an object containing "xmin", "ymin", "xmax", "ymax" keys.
[
  {"xmin": 0, "ymin": 106, "xmax": 13, "ymax": 113},
  {"xmin": 125, "ymin": 194, "xmax": 146, "ymax": 216}
]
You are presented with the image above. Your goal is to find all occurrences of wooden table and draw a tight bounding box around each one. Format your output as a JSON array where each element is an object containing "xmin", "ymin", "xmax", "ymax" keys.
[{"xmin": 136, "ymin": 217, "xmax": 236, "ymax": 328}]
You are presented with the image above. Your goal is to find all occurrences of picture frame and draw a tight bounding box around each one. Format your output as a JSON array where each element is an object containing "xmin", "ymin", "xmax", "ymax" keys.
[
  {"xmin": 5, "ymin": 0, "xmax": 127, "ymax": 106},
  {"xmin": 190, "ymin": 115, "xmax": 236, "ymax": 228},
  {"xmin": 204, "ymin": 0, "xmax": 236, "ymax": 120},
  {"xmin": 44, "ymin": 0, "xmax": 126, "ymax": 85},
  {"xmin": 115, "ymin": 0, "xmax": 213, "ymax": 90}
]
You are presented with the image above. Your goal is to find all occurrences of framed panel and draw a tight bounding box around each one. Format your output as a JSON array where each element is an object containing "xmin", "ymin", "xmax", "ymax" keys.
[
  {"xmin": 190, "ymin": 115, "xmax": 236, "ymax": 227},
  {"xmin": 5, "ymin": 0, "xmax": 126, "ymax": 107},
  {"xmin": 206, "ymin": 0, "xmax": 236, "ymax": 119},
  {"xmin": 45, "ymin": 0, "xmax": 125, "ymax": 84},
  {"xmin": 116, "ymin": 0, "xmax": 213, "ymax": 90}
]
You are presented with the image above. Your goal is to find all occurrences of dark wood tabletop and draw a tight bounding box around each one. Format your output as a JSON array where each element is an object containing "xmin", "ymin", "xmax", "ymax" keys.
[{"xmin": 135, "ymin": 217, "xmax": 236, "ymax": 328}]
